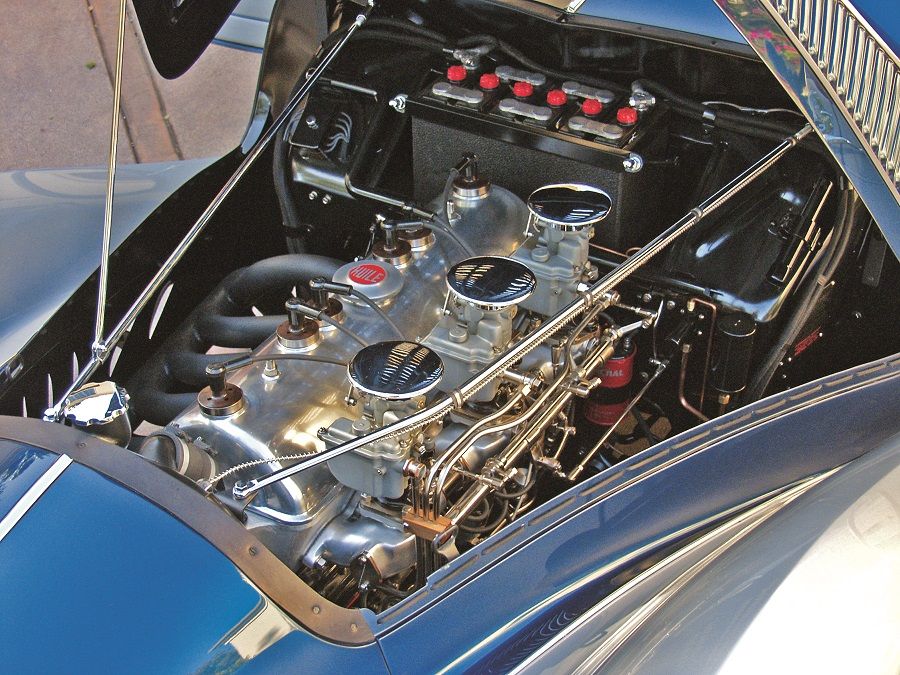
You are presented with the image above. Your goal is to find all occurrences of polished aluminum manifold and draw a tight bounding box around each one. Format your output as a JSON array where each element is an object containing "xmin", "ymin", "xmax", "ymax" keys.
[
  {"xmin": 161, "ymin": 174, "xmax": 612, "ymax": 582},
  {"xmin": 162, "ymin": 172, "xmax": 530, "ymax": 571}
]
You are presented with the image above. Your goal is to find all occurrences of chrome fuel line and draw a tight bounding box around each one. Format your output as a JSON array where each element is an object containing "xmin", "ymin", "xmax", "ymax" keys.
[{"xmin": 230, "ymin": 124, "xmax": 813, "ymax": 503}]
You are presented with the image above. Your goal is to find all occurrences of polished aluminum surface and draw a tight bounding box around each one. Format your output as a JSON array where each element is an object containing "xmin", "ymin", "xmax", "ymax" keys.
[
  {"xmin": 446, "ymin": 256, "xmax": 536, "ymax": 310},
  {"xmin": 234, "ymin": 126, "xmax": 812, "ymax": 501},
  {"xmin": 526, "ymin": 183, "xmax": 612, "ymax": 230},
  {"xmin": 61, "ymin": 381, "xmax": 129, "ymax": 427},
  {"xmin": 348, "ymin": 341, "xmax": 443, "ymax": 401},
  {"xmin": 170, "ymin": 184, "xmax": 527, "ymax": 521},
  {"xmin": 333, "ymin": 260, "xmax": 403, "ymax": 303}
]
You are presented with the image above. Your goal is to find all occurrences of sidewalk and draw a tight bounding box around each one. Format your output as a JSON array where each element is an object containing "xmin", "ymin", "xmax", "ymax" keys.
[{"xmin": 0, "ymin": 0, "xmax": 261, "ymax": 171}]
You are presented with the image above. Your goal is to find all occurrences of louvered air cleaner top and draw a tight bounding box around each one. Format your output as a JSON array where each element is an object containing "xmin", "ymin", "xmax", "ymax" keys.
[
  {"xmin": 526, "ymin": 183, "xmax": 612, "ymax": 231},
  {"xmin": 348, "ymin": 341, "xmax": 444, "ymax": 401},
  {"xmin": 447, "ymin": 256, "xmax": 537, "ymax": 311}
]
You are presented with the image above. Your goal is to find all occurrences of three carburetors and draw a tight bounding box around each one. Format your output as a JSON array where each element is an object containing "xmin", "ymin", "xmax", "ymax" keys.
[{"xmin": 155, "ymin": 167, "xmax": 609, "ymax": 583}]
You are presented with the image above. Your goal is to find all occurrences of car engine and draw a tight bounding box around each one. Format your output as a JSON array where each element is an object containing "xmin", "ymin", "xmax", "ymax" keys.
[{"xmin": 19, "ymin": 3, "xmax": 897, "ymax": 615}]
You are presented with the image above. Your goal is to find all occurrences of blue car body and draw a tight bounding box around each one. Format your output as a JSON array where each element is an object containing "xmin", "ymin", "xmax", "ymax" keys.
[
  {"xmin": 2, "ymin": 353, "xmax": 899, "ymax": 672},
  {"xmin": 1, "ymin": 0, "xmax": 898, "ymax": 671}
]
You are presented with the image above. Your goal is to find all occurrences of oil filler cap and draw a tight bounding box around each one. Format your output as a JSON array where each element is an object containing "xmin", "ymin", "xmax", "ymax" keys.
[
  {"xmin": 61, "ymin": 381, "xmax": 132, "ymax": 447},
  {"xmin": 527, "ymin": 183, "xmax": 612, "ymax": 231},
  {"xmin": 348, "ymin": 341, "xmax": 443, "ymax": 400},
  {"xmin": 334, "ymin": 259, "xmax": 404, "ymax": 304},
  {"xmin": 447, "ymin": 256, "xmax": 536, "ymax": 311}
]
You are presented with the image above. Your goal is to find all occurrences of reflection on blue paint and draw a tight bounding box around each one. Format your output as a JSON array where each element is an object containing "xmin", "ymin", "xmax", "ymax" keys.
[
  {"xmin": 0, "ymin": 462, "xmax": 263, "ymax": 672},
  {"xmin": 0, "ymin": 441, "xmax": 55, "ymax": 521}
]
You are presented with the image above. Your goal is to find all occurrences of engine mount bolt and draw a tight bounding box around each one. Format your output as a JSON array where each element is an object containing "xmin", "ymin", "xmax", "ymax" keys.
[
  {"xmin": 309, "ymin": 190, "xmax": 319, "ymax": 200},
  {"xmin": 306, "ymin": 115, "xmax": 318, "ymax": 129}
]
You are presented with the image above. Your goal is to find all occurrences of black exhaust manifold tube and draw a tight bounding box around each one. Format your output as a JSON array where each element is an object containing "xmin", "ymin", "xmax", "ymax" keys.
[{"xmin": 128, "ymin": 254, "xmax": 344, "ymax": 425}]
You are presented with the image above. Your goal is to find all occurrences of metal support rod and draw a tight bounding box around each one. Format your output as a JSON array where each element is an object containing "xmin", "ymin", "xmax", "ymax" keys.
[
  {"xmin": 230, "ymin": 124, "xmax": 813, "ymax": 501},
  {"xmin": 678, "ymin": 344, "xmax": 709, "ymax": 423},
  {"xmin": 47, "ymin": 7, "xmax": 374, "ymax": 420},
  {"xmin": 94, "ymin": 0, "xmax": 128, "ymax": 354}
]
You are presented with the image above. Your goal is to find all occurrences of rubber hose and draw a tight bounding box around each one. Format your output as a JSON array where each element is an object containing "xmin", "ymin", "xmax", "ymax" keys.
[
  {"xmin": 363, "ymin": 17, "xmax": 449, "ymax": 43},
  {"xmin": 457, "ymin": 34, "xmax": 624, "ymax": 92},
  {"xmin": 342, "ymin": 29, "xmax": 447, "ymax": 53},
  {"xmin": 635, "ymin": 79, "xmax": 804, "ymax": 142}
]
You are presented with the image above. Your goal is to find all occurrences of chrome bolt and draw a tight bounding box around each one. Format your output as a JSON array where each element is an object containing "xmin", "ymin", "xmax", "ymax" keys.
[
  {"xmin": 309, "ymin": 190, "xmax": 319, "ymax": 200},
  {"xmin": 623, "ymin": 153, "xmax": 644, "ymax": 173},
  {"xmin": 306, "ymin": 115, "xmax": 319, "ymax": 129},
  {"xmin": 389, "ymin": 94, "xmax": 408, "ymax": 113},
  {"xmin": 321, "ymin": 194, "xmax": 332, "ymax": 205}
]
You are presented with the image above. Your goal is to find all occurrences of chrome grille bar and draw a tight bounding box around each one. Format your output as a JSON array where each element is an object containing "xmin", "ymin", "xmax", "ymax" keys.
[{"xmin": 763, "ymin": 0, "xmax": 899, "ymax": 189}]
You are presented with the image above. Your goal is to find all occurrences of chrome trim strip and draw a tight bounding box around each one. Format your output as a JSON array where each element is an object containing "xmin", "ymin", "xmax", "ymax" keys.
[
  {"xmin": 0, "ymin": 454, "xmax": 72, "ymax": 544},
  {"xmin": 769, "ymin": 0, "xmax": 899, "ymax": 190}
]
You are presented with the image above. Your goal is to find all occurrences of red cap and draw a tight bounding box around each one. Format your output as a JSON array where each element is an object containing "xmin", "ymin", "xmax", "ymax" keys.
[
  {"xmin": 581, "ymin": 98, "xmax": 603, "ymax": 117},
  {"xmin": 546, "ymin": 89, "xmax": 568, "ymax": 107},
  {"xmin": 512, "ymin": 81, "xmax": 534, "ymax": 99},
  {"xmin": 617, "ymin": 106, "xmax": 639, "ymax": 125},
  {"xmin": 446, "ymin": 65, "xmax": 468, "ymax": 83},
  {"xmin": 479, "ymin": 72, "xmax": 501, "ymax": 91}
]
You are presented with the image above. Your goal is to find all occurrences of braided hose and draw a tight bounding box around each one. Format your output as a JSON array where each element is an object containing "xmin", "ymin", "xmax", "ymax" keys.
[{"xmin": 207, "ymin": 451, "xmax": 322, "ymax": 486}]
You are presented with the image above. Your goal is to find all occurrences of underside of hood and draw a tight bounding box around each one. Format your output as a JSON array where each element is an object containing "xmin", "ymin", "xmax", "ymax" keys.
[{"xmin": 132, "ymin": 0, "xmax": 241, "ymax": 79}]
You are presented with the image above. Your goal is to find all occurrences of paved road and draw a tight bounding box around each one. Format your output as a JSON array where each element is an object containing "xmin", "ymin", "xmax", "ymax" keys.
[{"xmin": 0, "ymin": 0, "xmax": 261, "ymax": 171}]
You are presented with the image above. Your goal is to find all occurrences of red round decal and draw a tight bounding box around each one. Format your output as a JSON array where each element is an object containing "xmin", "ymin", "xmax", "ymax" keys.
[{"xmin": 348, "ymin": 263, "xmax": 386, "ymax": 285}]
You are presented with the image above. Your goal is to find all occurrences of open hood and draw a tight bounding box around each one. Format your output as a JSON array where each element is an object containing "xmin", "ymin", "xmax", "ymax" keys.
[
  {"xmin": 714, "ymin": 0, "xmax": 900, "ymax": 258},
  {"xmin": 132, "ymin": 0, "xmax": 241, "ymax": 79}
]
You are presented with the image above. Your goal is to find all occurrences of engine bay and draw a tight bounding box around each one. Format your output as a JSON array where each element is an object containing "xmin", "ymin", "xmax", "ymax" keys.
[{"xmin": 10, "ymin": 1, "xmax": 900, "ymax": 617}]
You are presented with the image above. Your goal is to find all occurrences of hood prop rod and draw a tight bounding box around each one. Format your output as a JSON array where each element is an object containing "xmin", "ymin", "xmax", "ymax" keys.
[
  {"xmin": 93, "ymin": 0, "xmax": 127, "ymax": 362},
  {"xmin": 46, "ymin": 3, "xmax": 375, "ymax": 421}
]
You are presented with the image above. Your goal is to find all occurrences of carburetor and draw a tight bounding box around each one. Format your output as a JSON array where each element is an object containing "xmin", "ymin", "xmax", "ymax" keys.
[
  {"xmin": 512, "ymin": 183, "xmax": 610, "ymax": 315},
  {"xmin": 423, "ymin": 256, "xmax": 536, "ymax": 401},
  {"xmin": 323, "ymin": 341, "xmax": 444, "ymax": 499}
]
